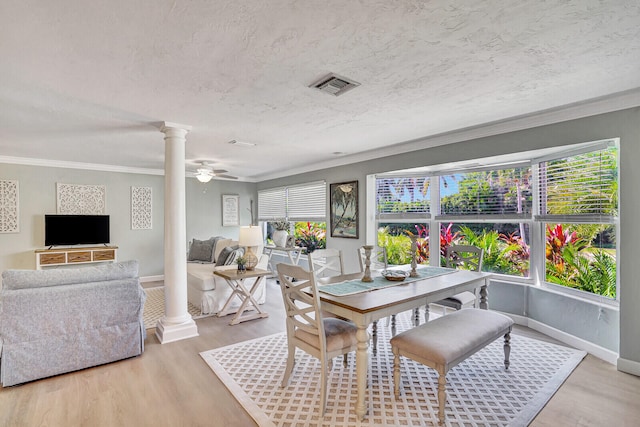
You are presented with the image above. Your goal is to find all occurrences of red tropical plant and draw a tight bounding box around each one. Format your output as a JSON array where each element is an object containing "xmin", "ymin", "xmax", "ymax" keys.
[
  {"xmin": 440, "ymin": 223, "xmax": 459, "ymax": 257},
  {"xmin": 545, "ymin": 224, "xmax": 584, "ymax": 271},
  {"xmin": 500, "ymin": 232, "xmax": 530, "ymax": 275}
]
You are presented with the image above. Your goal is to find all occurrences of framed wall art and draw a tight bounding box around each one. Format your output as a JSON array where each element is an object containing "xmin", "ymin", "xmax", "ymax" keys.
[
  {"xmin": 131, "ymin": 186, "xmax": 152, "ymax": 230},
  {"xmin": 0, "ymin": 180, "xmax": 19, "ymax": 233},
  {"xmin": 330, "ymin": 180, "xmax": 358, "ymax": 238},
  {"xmin": 57, "ymin": 183, "xmax": 106, "ymax": 215},
  {"xmin": 222, "ymin": 194, "xmax": 240, "ymax": 226}
]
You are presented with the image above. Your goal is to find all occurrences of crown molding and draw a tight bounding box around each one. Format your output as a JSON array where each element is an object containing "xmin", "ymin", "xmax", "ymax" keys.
[
  {"xmin": 0, "ymin": 156, "xmax": 166, "ymax": 175},
  {"xmin": 254, "ymin": 87, "xmax": 640, "ymax": 182},
  {"xmin": 0, "ymin": 156, "xmax": 256, "ymax": 182}
]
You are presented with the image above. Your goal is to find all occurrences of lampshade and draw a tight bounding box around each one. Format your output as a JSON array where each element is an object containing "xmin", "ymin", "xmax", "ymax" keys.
[
  {"xmin": 239, "ymin": 225, "xmax": 263, "ymax": 247},
  {"xmin": 239, "ymin": 226, "xmax": 263, "ymax": 270}
]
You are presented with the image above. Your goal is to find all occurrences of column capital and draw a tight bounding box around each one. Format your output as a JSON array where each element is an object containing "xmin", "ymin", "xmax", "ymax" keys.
[{"xmin": 160, "ymin": 121, "xmax": 192, "ymax": 138}]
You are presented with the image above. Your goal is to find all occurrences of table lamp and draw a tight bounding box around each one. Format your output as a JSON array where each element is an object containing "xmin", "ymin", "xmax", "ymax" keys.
[{"xmin": 239, "ymin": 225, "xmax": 263, "ymax": 270}]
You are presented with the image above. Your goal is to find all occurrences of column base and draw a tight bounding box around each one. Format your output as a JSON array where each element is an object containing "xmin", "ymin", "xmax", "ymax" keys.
[{"xmin": 155, "ymin": 317, "xmax": 199, "ymax": 344}]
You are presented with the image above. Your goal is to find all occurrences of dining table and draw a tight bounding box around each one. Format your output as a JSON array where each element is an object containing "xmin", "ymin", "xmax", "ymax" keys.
[{"xmin": 317, "ymin": 267, "xmax": 492, "ymax": 421}]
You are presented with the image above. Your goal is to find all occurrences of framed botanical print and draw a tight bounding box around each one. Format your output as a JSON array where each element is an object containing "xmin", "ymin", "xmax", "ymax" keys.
[
  {"xmin": 330, "ymin": 180, "xmax": 358, "ymax": 238},
  {"xmin": 222, "ymin": 194, "xmax": 240, "ymax": 226}
]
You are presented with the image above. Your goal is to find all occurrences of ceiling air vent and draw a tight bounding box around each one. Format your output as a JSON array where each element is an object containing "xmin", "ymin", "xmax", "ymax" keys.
[{"xmin": 310, "ymin": 73, "xmax": 360, "ymax": 96}]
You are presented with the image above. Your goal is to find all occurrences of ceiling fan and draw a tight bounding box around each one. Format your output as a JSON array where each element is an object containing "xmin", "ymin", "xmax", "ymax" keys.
[{"xmin": 191, "ymin": 161, "xmax": 238, "ymax": 182}]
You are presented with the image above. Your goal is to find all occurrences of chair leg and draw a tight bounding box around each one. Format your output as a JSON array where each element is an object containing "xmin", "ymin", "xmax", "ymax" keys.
[
  {"xmin": 320, "ymin": 356, "xmax": 328, "ymax": 415},
  {"xmin": 282, "ymin": 343, "xmax": 295, "ymax": 388},
  {"xmin": 504, "ymin": 331, "xmax": 511, "ymax": 370},
  {"xmin": 413, "ymin": 307, "xmax": 420, "ymax": 326},
  {"xmin": 437, "ymin": 373, "xmax": 447, "ymax": 425},
  {"xmin": 393, "ymin": 349, "xmax": 401, "ymax": 398}
]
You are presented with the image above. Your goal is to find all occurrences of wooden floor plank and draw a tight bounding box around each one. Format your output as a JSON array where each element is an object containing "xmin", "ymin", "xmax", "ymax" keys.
[{"xmin": 1, "ymin": 280, "xmax": 639, "ymax": 426}]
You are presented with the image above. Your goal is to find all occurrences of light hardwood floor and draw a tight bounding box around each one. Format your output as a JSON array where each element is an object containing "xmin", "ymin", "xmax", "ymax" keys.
[{"xmin": 1, "ymin": 279, "xmax": 639, "ymax": 427}]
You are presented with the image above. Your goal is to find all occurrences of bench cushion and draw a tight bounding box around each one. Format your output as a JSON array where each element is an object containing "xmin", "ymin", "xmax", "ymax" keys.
[{"xmin": 390, "ymin": 309, "xmax": 513, "ymax": 367}]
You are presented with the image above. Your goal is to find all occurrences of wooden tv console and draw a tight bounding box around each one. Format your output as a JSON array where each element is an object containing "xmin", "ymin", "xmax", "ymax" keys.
[{"xmin": 35, "ymin": 246, "xmax": 118, "ymax": 270}]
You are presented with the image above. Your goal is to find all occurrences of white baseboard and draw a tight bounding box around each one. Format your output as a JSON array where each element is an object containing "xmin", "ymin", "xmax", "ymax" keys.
[
  {"xmin": 141, "ymin": 275, "xmax": 164, "ymax": 283},
  {"xmin": 617, "ymin": 357, "xmax": 640, "ymax": 376},
  {"xmin": 497, "ymin": 311, "xmax": 618, "ymax": 365}
]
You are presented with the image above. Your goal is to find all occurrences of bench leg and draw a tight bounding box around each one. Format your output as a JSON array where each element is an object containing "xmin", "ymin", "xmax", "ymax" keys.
[
  {"xmin": 393, "ymin": 350, "xmax": 401, "ymax": 399},
  {"xmin": 437, "ymin": 373, "xmax": 446, "ymax": 425},
  {"xmin": 504, "ymin": 331, "xmax": 511, "ymax": 370}
]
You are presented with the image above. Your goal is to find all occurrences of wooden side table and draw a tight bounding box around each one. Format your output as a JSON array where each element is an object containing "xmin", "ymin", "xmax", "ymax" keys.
[{"xmin": 214, "ymin": 268, "xmax": 270, "ymax": 325}]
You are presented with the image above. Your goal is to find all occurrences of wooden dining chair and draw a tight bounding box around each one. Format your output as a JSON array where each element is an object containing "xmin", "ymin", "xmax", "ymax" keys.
[
  {"xmin": 307, "ymin": 248, "xmax": 345, "ymax": 278},
  {"xmin": 276, "ymin": 263, "xmax": 359, "ymax": 415},
  {"xmin": 432, "ymin": 244, "xmax": 484, "ymax": 313}
]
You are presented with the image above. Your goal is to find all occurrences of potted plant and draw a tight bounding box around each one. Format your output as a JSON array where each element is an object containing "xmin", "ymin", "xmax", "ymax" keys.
[
  {"xmin": 236, "ymin": 256, "xmax": 247, "ymax": 273},
  {"xmin": 272, "ymin": 218, "xmax": 290, "ymax": 248}
]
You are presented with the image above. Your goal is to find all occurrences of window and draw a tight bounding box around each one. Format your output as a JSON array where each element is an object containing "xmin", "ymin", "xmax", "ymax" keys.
[
  {"xmin": 258, "ymin": 181, "xmax": 326, "ymax": 222},
  {"xmin": 436, "ymin": 166, "xmax": 532, "ymax": 277},
  {"xmin": 371, "ymin": 139, "xmax": 618, "ymax": 299},
  {"xmin": 535, "ymin": 143, "xmax": 618, "ymax": 298},
  {"xmin": 258, "ymin": 181, "xmax": 327, "ymax": 249},
  {"xmin": 375, "ymin": 176, "xmax": 430, "ymax": 265},
  {"xmin": 438, "ymin": 166, "xmax": 532, "ymax": 219}
]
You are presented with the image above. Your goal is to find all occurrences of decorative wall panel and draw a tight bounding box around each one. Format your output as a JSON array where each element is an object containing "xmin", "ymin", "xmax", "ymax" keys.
[
  {"xmin": 56, "ymin": 183, "xmax": 106, "ymax": 214},
  {"xmin": 0, "ymin": 180, "xmax": 19, "ymax": 233},
  {"xmin": 131, "ymin": 186, "xmax": 152, "ymax": 230}
]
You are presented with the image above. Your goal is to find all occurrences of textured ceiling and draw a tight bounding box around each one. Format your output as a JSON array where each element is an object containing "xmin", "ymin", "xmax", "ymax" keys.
[{"xmin": 1, "ymin": 0, "xmax": 639, "ymax": 181}]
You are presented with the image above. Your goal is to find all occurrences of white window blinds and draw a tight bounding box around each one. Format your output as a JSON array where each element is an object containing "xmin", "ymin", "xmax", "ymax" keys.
[
  {"xmin": 535, "ymin": 143, "xmax": 617, "ymax": 223},
  {"xmin": 258, "ymin": 181, "xmax": 326, "ymax": 221},
  {"xmin": 437, "ymin": 166, "xmax": 532, "ymax": 221},
  {"xmin": 376, "ymin": 176, "xmax": 430, "ymax": 220},
  {"xmin": 257, "ymin": 187, "xmax": 286, "ymax": 220},
  {"xmin": 287, "ymin": 181, "xmax": 326, "ymax": 221}
]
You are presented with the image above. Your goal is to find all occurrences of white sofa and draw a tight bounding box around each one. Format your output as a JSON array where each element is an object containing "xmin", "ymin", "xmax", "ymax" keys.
[{"xmin": 186, "ymin": 238, "xmax": 268, "ymax": 315}]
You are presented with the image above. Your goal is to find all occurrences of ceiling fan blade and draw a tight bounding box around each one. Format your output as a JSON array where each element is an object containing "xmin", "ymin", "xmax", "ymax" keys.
[
  {"xmin": 196, "ymin": 168, "xmax": 213, "ymax": 176},
  {"xmin": 216, "ymin": 174, "xmax": 238, "ymax": 180},
  {"xmin": 211, "ymin": 169, "xmax": 228, "ymax": 174}
]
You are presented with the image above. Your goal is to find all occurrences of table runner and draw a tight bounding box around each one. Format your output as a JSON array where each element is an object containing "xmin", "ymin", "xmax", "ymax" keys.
[{"xmin": 318, "ymin": 266, "xmax": 455, "ymax": 296}]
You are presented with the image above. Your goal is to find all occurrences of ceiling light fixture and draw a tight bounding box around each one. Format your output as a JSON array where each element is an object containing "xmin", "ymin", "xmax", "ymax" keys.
[
  {"xmin": 192, "ymin": 161, "xmax": 239, "ymax": 182},
  {"xmin": 195, "ymin": 168, "xmax": 213, "ymax": 183}
]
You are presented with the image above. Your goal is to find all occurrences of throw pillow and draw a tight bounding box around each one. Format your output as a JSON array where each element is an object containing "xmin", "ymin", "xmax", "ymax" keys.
[
  {"xmin": 215, "ymin": 245, "xmax": 245, "ymax": 266},
  {"xmin": 188, "ymin": 238, "xmax": 215, "ymax": 263},
  {"xmin": 224, "ymin": 248, "xmax": 245, "ymax": 266}
]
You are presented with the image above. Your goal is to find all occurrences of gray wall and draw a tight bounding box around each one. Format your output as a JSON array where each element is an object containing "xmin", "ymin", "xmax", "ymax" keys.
[
  {"xmin": 0, "ymin": 164, "xmax": 256, "ymax": 277},
  {"xmin": 186, "ymin": 178, "xmax": 257, "ymax": 242},
  {"xmin": 0, "ymin": 164, "xmax": 165, "ymax": 276},
  {"xmin": 259, "ymin": 107, "xmax": 640, "ymax": 370},
  {"xmin": 3, "ymin": 107, "xmax": 639, "ymax": 369}
]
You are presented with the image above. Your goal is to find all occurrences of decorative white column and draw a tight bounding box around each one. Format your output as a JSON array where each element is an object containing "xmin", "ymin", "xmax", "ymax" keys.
[{"xmin": 155, "ymin": 121, "xmax": 199, "ymax": 344}]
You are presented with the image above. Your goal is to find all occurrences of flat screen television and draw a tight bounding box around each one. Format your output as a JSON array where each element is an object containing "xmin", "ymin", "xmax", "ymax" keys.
[{"xmin": 45, "ymin": 214, "xmax": 110, "ymax": 246}]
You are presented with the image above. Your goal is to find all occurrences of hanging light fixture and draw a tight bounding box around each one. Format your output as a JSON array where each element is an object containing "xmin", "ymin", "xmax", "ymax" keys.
[{"xmin": 195, "ymin": 168, "xmax": 213, "ymax": 183}]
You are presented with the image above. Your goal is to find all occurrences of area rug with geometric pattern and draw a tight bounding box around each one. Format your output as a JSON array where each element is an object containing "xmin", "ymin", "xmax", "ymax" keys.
[
  {"xmin": 143, "ymin": 286, "xmax": 210, "ymax": 329},
  {"xmin": 200, "ymin": 311, "xmax": 586, "ymax": 427}
]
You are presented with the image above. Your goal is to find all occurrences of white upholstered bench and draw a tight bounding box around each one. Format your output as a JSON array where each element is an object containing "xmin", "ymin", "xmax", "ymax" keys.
[{"xmin": 390, "ymin": 308, "xmax": 514, "ymax": 425}]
